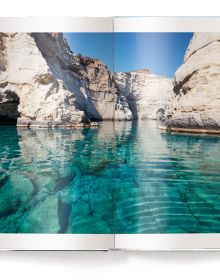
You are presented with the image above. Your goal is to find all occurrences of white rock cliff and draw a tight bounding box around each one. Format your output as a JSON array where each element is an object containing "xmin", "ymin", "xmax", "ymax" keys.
[
  {"xmin": 160, "ymin": 33, "xmax": 220, "ymax": 133},
  {"xmin": 114, "ymin": 70, "xmax": 173, "ymax": 120},
  {"xmin": 0, "ymin": 32, "xmax": 173, "ymax": 127}
]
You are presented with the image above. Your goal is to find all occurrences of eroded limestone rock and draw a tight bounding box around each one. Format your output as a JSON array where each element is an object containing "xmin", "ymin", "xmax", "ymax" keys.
[
  {"xmin": 161, "ymin": 33, "xmax": 220, "ymax": 133},
  {"xmin": 0, "ymin": 32, "xmax": 174, "ymax": 126},
  {"xmin": 115, "ymin": 70, "xmax": 173, "ymax": 120}
]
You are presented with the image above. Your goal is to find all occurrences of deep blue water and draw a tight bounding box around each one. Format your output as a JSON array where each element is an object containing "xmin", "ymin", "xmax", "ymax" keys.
[{"xmin": 0, "ymin": 120, "xmax": 220, "ymax": 233}]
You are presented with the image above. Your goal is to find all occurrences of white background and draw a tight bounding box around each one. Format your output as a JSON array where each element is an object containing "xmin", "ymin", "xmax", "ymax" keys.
[{"xmin": 1, "ymin": 0, "xmax": 220, "ymax": 279}]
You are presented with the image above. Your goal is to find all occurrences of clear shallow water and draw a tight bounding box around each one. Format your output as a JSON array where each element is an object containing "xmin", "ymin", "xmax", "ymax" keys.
[{"xmin": 0, "ymin": 120, "xmax": 220, "ymax": 233}]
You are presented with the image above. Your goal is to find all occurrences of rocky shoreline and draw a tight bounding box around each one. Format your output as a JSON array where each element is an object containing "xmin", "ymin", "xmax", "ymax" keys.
[
  {"xmin": 0, "ymin": 32, "xmax": 220, "ymax": 133},
  {"xmin": 16, "ymin": 119, "xmax": 99, "ymax": 128},
  {"xmin": 158, "ymin": 125, "xmax": 220, "ymax": 135},
  {"xmin": 0, "ymin": 32, "xmax": 172, "ymax": 128}
]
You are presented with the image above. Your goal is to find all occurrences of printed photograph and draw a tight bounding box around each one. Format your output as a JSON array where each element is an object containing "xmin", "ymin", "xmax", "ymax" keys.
[{"xmin": 0, "ymin": 32, "xmax": 220, "ymax": 233}]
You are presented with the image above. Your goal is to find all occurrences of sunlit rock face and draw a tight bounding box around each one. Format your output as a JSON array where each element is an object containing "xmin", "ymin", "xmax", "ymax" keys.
[
  {"xmin": 114, "ymin": 70, "xmax": 173, "ymax": 120},
  {"xmin": 0, "ymin": 33, "xmax": 87, "ymax": 127},
  {"xmin": 0, "ymin": 33, "xmax": 131, "ymax": 126},
  {"xmin": 0, "ymin": 32, "xmax": 174, "ymax": 126},
  {"xmin": 161, "ymin": 33, "xmax": 220, "ymax": 132},
  {"xmin": 32, "ymin": 33, "xmax": 121, "ymax": 121}
]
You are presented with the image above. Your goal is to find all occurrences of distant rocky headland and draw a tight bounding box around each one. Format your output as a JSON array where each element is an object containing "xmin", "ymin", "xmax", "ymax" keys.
[{"xmin": 0, "ymin": 32, "xmax": 220, "ymax": 133}]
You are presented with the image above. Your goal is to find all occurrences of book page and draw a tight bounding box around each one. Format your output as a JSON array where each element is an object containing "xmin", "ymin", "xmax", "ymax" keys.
[
  {"xmin": 0, "ymin": 17, "xmax": 114, "ymax": 250},
  {"xmin": 114, "ymin": 17, "xmax": 220, "ymax": 250}
]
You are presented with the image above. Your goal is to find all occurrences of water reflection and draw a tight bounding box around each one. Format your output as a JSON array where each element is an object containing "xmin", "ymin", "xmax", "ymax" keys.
[
  {"xmin": 0, "ymin": 121, "xmax": 220, "ymax": 233},
  {"xmin": 0, "ymin": 125, "xmax": 115, "ymax": 233},
  {"xmin": 115, "ymin": 120, "xmax": 220, "ymax": 233}
]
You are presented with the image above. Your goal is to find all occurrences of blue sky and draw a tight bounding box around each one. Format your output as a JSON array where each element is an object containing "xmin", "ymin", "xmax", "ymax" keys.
[
  {"xmin": 64, "ymin": 32, "xmax": 193, "ymax": 78},
  {"xmin": 65, "ymin": 33, "xmax": 114, "ymax": 70}
]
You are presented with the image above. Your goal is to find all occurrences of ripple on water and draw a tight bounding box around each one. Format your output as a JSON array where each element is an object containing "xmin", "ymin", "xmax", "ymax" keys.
[
  {"xmin": 0, "ymin": 121, "xmax": 220, "ymax": 233},
  {"xmin": 115, "ymin": 120, "xmax": 220, "ymax": 233}
]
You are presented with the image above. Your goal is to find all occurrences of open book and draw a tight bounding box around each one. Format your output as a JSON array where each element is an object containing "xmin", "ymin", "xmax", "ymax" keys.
[{"xmin": 0, "ymin": 17, "xmax": 220, "ymax": 250}]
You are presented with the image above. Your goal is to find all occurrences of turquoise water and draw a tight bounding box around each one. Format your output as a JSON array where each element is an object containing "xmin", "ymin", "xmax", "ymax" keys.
[{"xmin": 0, "ymin": 120, "xmax": 220, "ymax": 233}]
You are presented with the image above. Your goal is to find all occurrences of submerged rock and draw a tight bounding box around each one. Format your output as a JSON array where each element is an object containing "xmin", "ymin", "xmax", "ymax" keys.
[
  {"xmin": 160, "ymin": 33, "xmax": 220, "ymax": 133},
  {"xmin": 0, "ymin": 174, "xmax": 34, "ymax": 218},
  {"xmin": 19, "ymin": 194, "xmax": 60, "ymax": 233}
]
